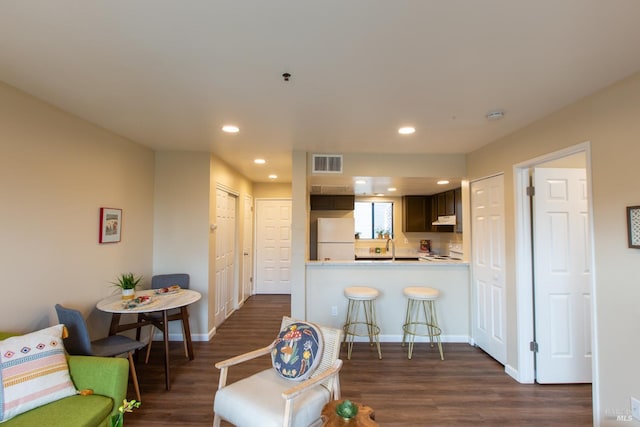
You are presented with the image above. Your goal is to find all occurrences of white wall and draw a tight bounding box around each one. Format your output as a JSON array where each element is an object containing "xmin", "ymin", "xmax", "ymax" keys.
[
  {"xmin": 336, "ymin": 152, "xmax": 466, "ymax": 177},
  {"xmin": 291, "ymin": 151, "xmax": 308, "ymax": 319},
  {"xmin": 253, "ymin": 182, "xmax": 291, "ymax": 199},
  {"xmin": 153, "ymin": 151, "xmax": 211, "ymax": 339},
  {"xmin": 152, "ymin": 152, "xmax": 255, "ymax": 339},
  {"xmin": 467, "ymin": 71, "xmax": 640, "ymax": 426},
  {"xmin": 306, "ymin": 263, "xmax": 470, "ymax": 342},
  {"xmin": 0, "ymin": 81, "xmax": 154, "ymax": 337}
]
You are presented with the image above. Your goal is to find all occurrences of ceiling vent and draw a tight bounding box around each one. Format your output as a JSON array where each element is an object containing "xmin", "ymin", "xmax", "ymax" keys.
[{"xmin": 312, "ymin": 154, "xmax": 343, "ymax": 174}]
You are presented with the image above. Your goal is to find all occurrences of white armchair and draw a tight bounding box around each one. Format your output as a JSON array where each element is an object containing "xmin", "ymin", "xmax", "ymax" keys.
[{"xmin": 213, "ymin": 317, "xmax": 344, "ymax": 427}]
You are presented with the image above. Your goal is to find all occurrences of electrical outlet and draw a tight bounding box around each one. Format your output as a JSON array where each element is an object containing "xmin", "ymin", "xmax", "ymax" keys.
[
  {"xmin": 331, "ymin": 306, "xmax": 338, "ymax": 316},
  {"xmin": 631, "ymin": 397, "xmax": 640, "ymax": 420},
  {"xmin": 404, "ymin": 238, "xmax": 409, "ymax": 244}
]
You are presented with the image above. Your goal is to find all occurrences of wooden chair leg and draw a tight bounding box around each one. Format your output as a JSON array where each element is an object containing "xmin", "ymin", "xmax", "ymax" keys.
[
  {"xmin": 180, "ymin": 313, "xmax": 190, "ymax": 359},
  {"xmin": 127, "ymin": 352, "xmax": 142, "ymax": 402},
  {"xmin": 145, "ymin": 325, "xmax": 154, "ymax": 364},
  {"xmin": 183, "ymin": 337, "xmax": 189, "ymax": 359},
  {"xmin": 145, "ymin": 324, "xmax": 189, "ymax": 362}
]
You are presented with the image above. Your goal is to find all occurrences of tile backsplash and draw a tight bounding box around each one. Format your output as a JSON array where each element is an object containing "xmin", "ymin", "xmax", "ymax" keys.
[{"xmin": 355, "ymin": 233, "xmax": 463, "ymax": 257}]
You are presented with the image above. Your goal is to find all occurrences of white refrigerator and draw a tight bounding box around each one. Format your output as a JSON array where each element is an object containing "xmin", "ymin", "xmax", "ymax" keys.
[{"xmin": 317, "ymin": 217, "xmax": 355, "ymax": 261}]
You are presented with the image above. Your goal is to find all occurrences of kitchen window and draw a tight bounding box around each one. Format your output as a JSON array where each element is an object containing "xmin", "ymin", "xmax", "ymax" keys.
[{"xmin": 354, "ymin": 201, "xmax": 393, "ymax": 239}]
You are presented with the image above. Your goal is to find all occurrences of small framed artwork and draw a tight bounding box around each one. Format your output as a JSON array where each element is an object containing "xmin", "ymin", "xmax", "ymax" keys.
[
  {"xmin": 627, "ymin": 206, "xmax": 640, "ymax": 248},
  {"xmin": 99, "ymin": 207, "xmax": 122, "ymax": 243}
]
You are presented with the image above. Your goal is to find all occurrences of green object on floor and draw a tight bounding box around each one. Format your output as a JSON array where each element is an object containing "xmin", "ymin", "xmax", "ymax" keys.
[{"xmin": 336, "ymin": 400, "xmax": 359, "ymax": 419}]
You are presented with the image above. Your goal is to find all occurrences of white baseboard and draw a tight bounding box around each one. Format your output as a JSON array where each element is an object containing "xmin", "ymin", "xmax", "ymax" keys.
[
  {"xmin": 150, "ymin": 330, "xmax": 215, "ymax": 342},
  {"xmin": 505, "ymin": 364, "xmax": 520, "ymax": 381},
  {"xmin": 348, "ymin": 334, "xmax": 470, "ymax": 343},
  {"xmin": 154, "ymin": 332, "xmax": 471, "ymax": 344}
]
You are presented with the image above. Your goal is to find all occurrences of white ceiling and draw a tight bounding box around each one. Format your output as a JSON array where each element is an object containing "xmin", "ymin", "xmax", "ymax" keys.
[{"xmin": 2, "ymin": 1, "xmax": 640, "ymax": 194}]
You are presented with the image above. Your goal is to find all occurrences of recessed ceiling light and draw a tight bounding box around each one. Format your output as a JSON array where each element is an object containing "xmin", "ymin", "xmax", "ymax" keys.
[
  {"xmin": 254, "ymin": 158, "xmax": 266, "ymax": 164},
  {"xmin": 387, "ymin": 187, "xmax": 397, "ymax": 192},
  {"xmin": 376, "ymin": 193, "xmax": 385, "ymax": 197},
  {"xmin": 437, "ymin": 180, "xmax": 450, "ymax": 185},
  {"xmin": 398, "ymin": 126, "xmax": 415, "ymax": 135},
  {"xmin": 222, "ymin": 125, "xmax": 239, "ymax": 133},
  {"xmin": 268, "ymin": 174, "xmax": 278, "ymax": 179},
  {"xmin": 486, "ymin": 110, "xmax": 505, "ymax": 121}
]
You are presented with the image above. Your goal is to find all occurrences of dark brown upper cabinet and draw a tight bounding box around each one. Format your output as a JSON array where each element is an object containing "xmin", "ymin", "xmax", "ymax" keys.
[
  {"xmin": 310, "ymin": 195, "xmax": 355, "ymax": 211},
  {"xmin": 403, "ymin": 196, "xmax": 432, "ymax": 232},
  {"xmin": 454, "ymin": 187, "xmax": 462, "ymax": 233},
  {"xmin": 403, "ymin": 188, "xmax": 462, "ymax": 233}
]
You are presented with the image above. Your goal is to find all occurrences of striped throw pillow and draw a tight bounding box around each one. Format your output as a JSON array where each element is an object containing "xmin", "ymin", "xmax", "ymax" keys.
[{"xmin": 0, "ymin": 324, "xmax": 77, "ymax": 422}]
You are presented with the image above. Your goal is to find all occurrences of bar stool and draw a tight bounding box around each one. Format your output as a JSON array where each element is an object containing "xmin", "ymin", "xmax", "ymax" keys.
[
  {"xmin": 401, "ymin": 286, "xmax": 444, "ymax": 360},
  {"xmin": 343, "ymin": 286, "xmax": 382, "ymax": 359}
]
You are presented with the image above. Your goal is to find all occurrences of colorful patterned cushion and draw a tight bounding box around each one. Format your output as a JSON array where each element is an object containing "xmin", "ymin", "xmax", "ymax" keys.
[
  {"xmin": 0, "ymin": 324, "xmax": 77, "ymax": 422},
  {"xmin": 271, "ymin": 321, "xmax": 323, "ymax": 381}
]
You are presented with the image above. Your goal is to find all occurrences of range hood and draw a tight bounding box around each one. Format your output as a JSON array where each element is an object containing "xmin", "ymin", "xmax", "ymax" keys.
[{"xmin": 432, "ymin": 215, "xmax": 456, "ymax": 226}]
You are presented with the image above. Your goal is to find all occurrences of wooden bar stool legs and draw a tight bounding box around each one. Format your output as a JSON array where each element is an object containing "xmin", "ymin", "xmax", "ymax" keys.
[
  {"xmin": 343, "ymin": 286, "xmax": 382, "ymax": 360},
  {"xmin": 402, "ymin": 286, "xmax": 444, "ymax": 360}
]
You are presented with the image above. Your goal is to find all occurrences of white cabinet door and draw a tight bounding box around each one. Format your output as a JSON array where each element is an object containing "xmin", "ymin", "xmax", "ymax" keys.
[
  {"xmin": 215, "ymin": 188, "xmax": 237, "ymax": 327},
  {"xmin": 533, "ymin": 167, "xmax": 591, "ymax": 383},
  {"xmin": 471, "ymin": 174, "xmax": 507, "ymax": 365},
  {"xmin": 241, "ymin": 195, "xmax": 253, "ymax": 303}
]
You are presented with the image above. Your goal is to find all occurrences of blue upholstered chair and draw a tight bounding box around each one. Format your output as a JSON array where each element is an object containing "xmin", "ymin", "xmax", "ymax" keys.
[{"xmin": 54, "ymin": 304, "xmax": 146, "ymax": 401}]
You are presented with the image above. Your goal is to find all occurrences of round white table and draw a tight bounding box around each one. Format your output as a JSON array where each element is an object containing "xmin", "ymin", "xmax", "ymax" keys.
[{"xmin": 96, "ymin": 288, "xmax": 201, "ymax": 390}]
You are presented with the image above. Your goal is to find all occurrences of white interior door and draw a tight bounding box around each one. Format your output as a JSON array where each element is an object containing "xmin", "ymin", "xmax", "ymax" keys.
[
  {"xmin": 471, "ymin": 174, "xmax": 507, "ymax": 365},
  {"xmin": 255, "ymin": 199, "xmax": 292, "ymax": 294},
  {"xmin": 215, "ymin": 188, "xmax": 237, "ymax": 327},
  {"xmin": 241, "ymin": 195, "xmax": 253, "ymax": 303},
  {"xmin": 533, "ymin": 167, "xmax": 591, "ymax": 383}
]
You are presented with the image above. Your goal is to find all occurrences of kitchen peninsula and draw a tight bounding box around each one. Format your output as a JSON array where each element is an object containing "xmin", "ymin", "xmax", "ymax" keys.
[{"xmin": 306, "ymin": 259, "xmax": 470, "ymax": 343}]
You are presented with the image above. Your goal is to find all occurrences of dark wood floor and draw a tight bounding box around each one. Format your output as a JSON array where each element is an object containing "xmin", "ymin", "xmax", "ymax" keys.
[{"xmin": 125, "ymin": 295, "xmax": 592, "ymax": 426}]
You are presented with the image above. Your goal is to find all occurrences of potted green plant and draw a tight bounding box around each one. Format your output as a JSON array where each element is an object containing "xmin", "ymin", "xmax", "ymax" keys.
[
  {"xmin": 112, "ymin": 273, "xmax": 142, "ymax": 301},
  {"xmin": 110, "ymin": 399, "xmax": 140, "ymax": 427}
]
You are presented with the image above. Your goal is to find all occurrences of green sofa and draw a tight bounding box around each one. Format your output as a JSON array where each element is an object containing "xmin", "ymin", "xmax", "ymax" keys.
[{"xmin": 0, "ymin": 332, "xmax": 129, "ymax": 427}]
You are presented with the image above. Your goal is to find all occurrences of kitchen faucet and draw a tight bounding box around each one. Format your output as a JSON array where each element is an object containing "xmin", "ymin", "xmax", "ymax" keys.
[{"xmin": 385, "ymin": 237, "xmax": 396, "ymax": 261}]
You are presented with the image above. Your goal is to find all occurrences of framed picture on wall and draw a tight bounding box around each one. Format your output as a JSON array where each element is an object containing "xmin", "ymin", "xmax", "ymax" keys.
[
  {"xmin": 626, "ymin": 206, "xmax": 640, "ymax": 248},
  {"xmin": 99, "ymin": 207, "xmax": 122, "ymax": 243}
]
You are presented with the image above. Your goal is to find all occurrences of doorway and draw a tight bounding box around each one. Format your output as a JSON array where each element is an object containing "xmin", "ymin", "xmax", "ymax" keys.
[
  {"xmin": 532, "ymin": 166, "xmax": 591, "ymax": 383},
  {"xmin": 255, "ymin": 199, "xmax": 292, "ymax": 294},
  {"xmin": 514, "ymin": 142, "xmax": 596, "ymax": 385}
]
